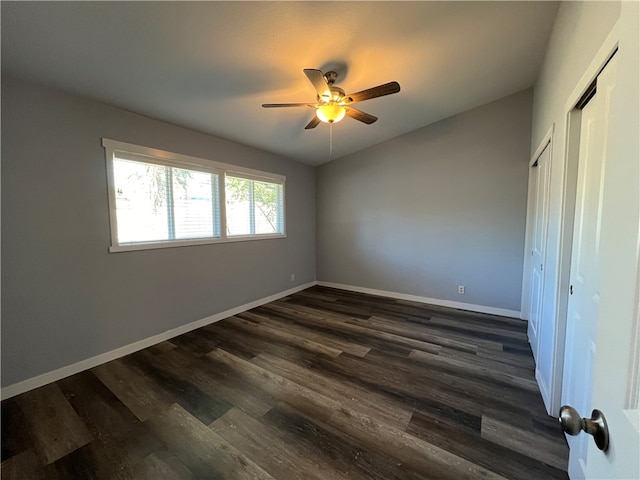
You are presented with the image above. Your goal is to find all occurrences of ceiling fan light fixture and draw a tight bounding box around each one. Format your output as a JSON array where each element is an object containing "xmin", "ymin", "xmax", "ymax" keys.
[{"xmin": 316, "ymin": 103, "xmax": 346, "ymax": 124}]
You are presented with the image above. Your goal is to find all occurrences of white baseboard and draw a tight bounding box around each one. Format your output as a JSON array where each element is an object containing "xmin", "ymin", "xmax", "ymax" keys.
[
  {"xmin": 0, "ymin": 282, "xmax": 316, "ymax": 400},
  {"xmin": 317, "ymin": 281, "xmax": 522, "ymax": 318}
]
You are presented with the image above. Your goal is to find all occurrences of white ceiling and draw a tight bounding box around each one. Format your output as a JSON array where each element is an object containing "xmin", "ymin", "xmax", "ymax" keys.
[{"xmin": 1, "ymin": 1, "xmax": 559, "ymax": 166}]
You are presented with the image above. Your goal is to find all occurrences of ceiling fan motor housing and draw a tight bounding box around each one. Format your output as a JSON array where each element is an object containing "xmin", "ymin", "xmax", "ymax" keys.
[
  {"xmin": 319, "ymin": 86, "xmax": 346, "ymax": 104},
  {"xmin": 321, "ymin": 71, "xmax": 348, "ymax": 103}
]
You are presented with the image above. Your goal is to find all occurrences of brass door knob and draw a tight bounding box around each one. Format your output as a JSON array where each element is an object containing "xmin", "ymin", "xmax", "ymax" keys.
[{"xmin": 559, "ymin": 405, "xmax": 609, "ymax": 451}]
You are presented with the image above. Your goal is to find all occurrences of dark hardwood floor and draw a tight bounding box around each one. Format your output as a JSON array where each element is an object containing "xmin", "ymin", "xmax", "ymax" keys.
[{"xmin": 1, "ymin": 286, "xmax": 569, "ymax": 479}]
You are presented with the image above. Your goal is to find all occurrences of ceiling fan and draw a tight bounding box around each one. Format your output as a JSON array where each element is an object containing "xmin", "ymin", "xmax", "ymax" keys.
[{"xmin": 262, "ymin": 69, "xmax": 401, "ymax": 129}]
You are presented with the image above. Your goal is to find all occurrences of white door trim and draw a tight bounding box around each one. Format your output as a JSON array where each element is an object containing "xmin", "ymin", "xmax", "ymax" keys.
[
  {"xmin": 624, "ymin": 248, "xmax": 640, "ymax": 422},
  {"xmin": 530, "ymin": 125, "xmax": 555, "ymax": 169}
]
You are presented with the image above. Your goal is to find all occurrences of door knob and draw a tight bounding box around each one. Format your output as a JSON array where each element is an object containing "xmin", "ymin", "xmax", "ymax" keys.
[{"xmin": 559, "ymin": 405, "xmax": 609, "ymax": 451}]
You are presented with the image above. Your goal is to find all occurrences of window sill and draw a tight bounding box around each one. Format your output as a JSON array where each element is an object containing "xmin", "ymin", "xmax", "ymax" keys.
[{"xmin": 109, "ymin": 234, "xmax": 287, "ymax": 253}]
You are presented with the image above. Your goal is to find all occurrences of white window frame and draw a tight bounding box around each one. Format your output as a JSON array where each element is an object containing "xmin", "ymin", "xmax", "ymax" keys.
[{"xmin": 103, "ymin": 138, "xmax": 286, "ymax": 252}]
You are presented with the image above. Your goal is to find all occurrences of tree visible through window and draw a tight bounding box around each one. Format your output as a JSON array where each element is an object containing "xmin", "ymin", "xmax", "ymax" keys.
[
  {"xmin": 225, "ymin": 175, "xmax": 283, "ymax": 236},
  {"xmin": 113, "ymin": 157, "xmax": 219, "ymax": 244}
]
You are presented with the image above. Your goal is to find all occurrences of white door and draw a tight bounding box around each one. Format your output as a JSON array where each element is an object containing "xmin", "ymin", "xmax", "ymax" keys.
[
  {"xmin": 561, "ymin": 56, "xmax": 612, "ymax": 477},
  {"xmin": 582, "ymin": 8, "xmax": 640, "ymax": 476},
  {"xmin": 528, "ymin": 142, "xmax": 552, "ymax": 362},
  {"xmin": 562, "ymin": 47, "xmax": 640, "ymax": 479}
]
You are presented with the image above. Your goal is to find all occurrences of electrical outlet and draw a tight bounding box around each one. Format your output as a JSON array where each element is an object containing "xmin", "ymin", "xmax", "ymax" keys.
[
  {"xmin": 458, "ymin": 285, "xmax": 465, "ymax": 294},
  {"xmin": 290, "ymin": 273, "xmax": 296, "ymax": 282}
]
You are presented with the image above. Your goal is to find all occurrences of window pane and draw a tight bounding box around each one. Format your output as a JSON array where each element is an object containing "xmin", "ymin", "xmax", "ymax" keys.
[
  {"xmin": 113, "ymin": 158, "xmax": 169, "ymax": 243},
  {"xmin": 254, "ymin": 180, "xmax": 282, "ymax": 234},
  {"xmin": 172, "ymin": 168, "xmax": 218, "ymax": 239},
  {"xmin": 225, "ymin": 175, "xmax": 283, "ymax": 236},
  {"xmin": 225, "ymin": 176, "xmax": 251, "ymax": 236}
]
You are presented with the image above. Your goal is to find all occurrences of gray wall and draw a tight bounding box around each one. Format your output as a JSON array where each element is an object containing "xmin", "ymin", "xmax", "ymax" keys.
[
  {"xmin": 317, "ymin": 90, "xmax": 533, "ymax": 312},
  {"xmin": 1, "ymin": 76, "xmax": 316, "ymax": 387}
]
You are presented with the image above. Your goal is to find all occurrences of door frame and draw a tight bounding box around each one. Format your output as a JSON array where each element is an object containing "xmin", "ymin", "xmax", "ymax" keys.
[
  {"xmin": 546, "ymin": 24, "xmax": 622, "ymax": 416},
  {"xmin": 625, "ymin": 253, "xmax": 640, "ymax": 418},
  {"xmin": 522, "ymin": 126, "xmax": 554, "ymax": 391}
]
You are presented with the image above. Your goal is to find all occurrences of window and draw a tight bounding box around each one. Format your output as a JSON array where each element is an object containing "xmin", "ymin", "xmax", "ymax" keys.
[
  {"xmin": 103, "ymin": 139, "xmax": 285, "ymax": 252},
  {"xmin": 225, "ymin": 174, "xmax": 284, "ymax": 236},
  {"xmin": 112, "ymin": 157, "xmax": 220, "ymax": 244}
]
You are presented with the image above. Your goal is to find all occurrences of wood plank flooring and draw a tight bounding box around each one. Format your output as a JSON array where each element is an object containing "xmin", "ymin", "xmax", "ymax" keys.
[{"xmin": 1, "ymin": 286, "xmax": 569, "ymax": 479}]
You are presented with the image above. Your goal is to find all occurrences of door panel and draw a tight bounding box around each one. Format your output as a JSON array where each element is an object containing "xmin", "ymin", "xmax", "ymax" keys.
[
  {"xmin": 528, "ymin": 142, "xmax": 551, "ymax": 362},
  {"xmin": 562, "ymin": 54, "xmax": 615, "ymax": 479}
]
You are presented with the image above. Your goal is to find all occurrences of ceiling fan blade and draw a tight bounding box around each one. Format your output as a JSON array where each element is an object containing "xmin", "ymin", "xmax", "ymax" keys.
[
  {"xmin": 262, "ymin": 103, "xmax": 315, "ymax": 108},
  {"xmin": 304, "ymin": 116, "xmax": 321, "ymax": 130},
  {"xmin": 345, "ymin": 107, "xmax": 378, "ymax": 125},
  {"xmin": 303, "ymin": 69, "xmax": 331, "ymax": 101},
  {"xmin": 344, "ymin": 81, "xmax": 400, "ymax": 104}
]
